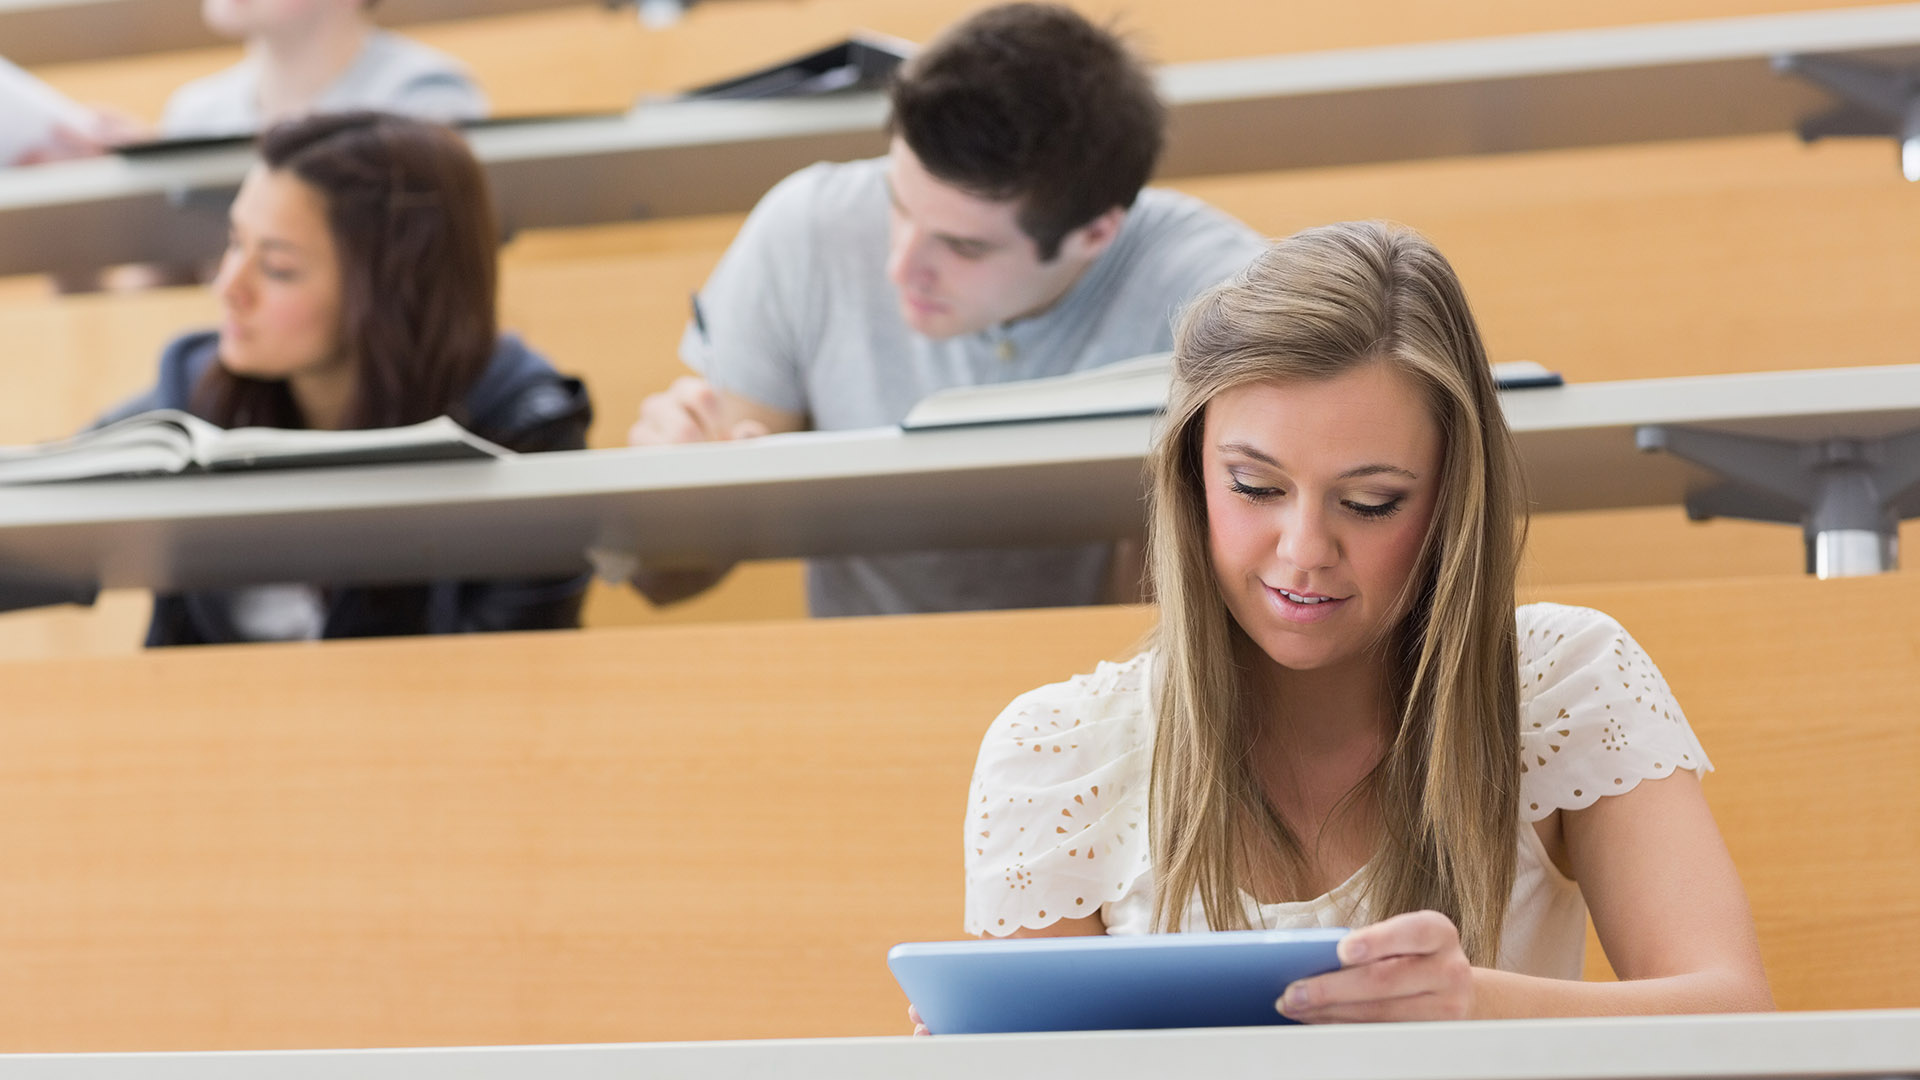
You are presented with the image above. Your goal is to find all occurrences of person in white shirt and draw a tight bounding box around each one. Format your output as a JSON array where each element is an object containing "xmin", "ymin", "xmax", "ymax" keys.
[
  {"xmin": 0, "ymin": 113, "xmax": 99, "ymax": 166},
  {"xmin": 927, "ymin": 222, "xmax": 1774, "ymax": 1031},
  {"xmin": 0, "ymin": 53, "xmax": 136, "ymax": 166},
  {"xmin": 163, "ymin": 0, "xmax": 487, "ymax": 138}
]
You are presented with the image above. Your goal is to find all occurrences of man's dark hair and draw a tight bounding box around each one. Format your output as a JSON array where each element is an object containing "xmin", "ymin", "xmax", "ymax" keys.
[
  {"xmin": 194, "ymin": 111, "xmax": 498, "ymax": 432},
  {"xmin": 888, "ymin": 3, "xmax": 1165, "ymax": 261}
]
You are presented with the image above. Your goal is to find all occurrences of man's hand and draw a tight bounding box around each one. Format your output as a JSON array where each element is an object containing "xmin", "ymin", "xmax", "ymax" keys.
[
  {"xmin": 623, "ymin": 377, "xmax": 802, "ymax": 604},
  {"xmin": 628, "ymin": 376, "xmax": 771, "ymax": 445}
]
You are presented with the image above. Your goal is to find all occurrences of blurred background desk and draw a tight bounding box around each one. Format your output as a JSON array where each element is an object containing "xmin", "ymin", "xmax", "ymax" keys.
[
  {"xmin": 8, "ymin": 4, "xmax": 1920, "ymax": 277},
  {"xmin": 0, "ymin": 364, "xmax": 1914, "ymax": 608},
  {"xmin": 0, "ymin": 0, "xmax": 595, "ymax": 65}
]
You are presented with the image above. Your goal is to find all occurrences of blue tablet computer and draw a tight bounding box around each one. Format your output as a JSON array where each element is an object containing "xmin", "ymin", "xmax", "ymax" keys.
[{"xmin": 888, "ymin": 927, "xmax": 1347, "ymax": 1035}]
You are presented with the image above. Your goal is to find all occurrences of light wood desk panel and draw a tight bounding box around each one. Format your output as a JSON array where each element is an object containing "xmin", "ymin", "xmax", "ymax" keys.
[
  {"xmin": 0, "ymin": 605, "xmax": 1157, "ymax": 1051},
  {"xmin": 28, "ymin": 0, "xmax": 1901, "ymax": 120},
  {"xmin": 1547, "ymin": 574, "xmax": 1920, "ymax": 1006},
  {"xmin": 0, "ymin": 573, "xmax": 1912, "ymax": 1050}
]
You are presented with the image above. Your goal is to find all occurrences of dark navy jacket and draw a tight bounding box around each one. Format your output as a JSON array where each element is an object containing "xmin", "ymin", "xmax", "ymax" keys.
[{"xmin": 110, "ymin": 331, "xmax": 594, "ymax": 646}]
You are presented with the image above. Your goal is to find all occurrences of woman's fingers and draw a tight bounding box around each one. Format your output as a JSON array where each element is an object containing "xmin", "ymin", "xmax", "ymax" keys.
[
  {"xmin": 1281, "ymin": 955, "xmax": 1439, "ymax": 1011},
  {"xmin": 1280, "ymin": 911, "xmax": 1473, "ymax": 1023},
  {"xmin": 1338, "ymin": 910, "xmax": 1458, "ymax": 965},
  {"xmin": 1282, "ymin": 990, "xmax": 1456, "ymax": 1024}
]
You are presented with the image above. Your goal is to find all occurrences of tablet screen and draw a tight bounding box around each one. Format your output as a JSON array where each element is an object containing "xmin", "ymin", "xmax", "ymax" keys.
[{"xmin": 889, "ymin": 927, "xmax": 1348, "ymax": 1034}]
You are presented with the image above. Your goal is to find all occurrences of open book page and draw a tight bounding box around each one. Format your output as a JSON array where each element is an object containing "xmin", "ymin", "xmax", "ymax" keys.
[
  {"xmin": 0, "ymin": 410, "xmax": 205, "ymax": 484},
  {"xmin": 901, "ymin": 354, "xmax": 1173, "ymax": 431},
  {"xmin": 0, "ymin": 412, "xmax": 510, "ymax": 486},
  {"xmin": 0, "ymin": 55, "xmax": 93, "ymax": 166},
  {"xmin": 203, "ymin": 416, "xmax": 511, "ymax": 470},
  {"xmin": 901, "ymin": 356, "xmax": 1564, "ymax": 431}
]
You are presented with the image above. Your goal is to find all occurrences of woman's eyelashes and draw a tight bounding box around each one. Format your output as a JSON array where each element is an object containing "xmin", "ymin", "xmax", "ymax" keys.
[
  {"xmin": 1227, "ymin": 476, "xmax": 1280, "ymax": 501},
  {"xmin": 1343, "ymin": 497, "xmax": 1404, "ymax": 520},
  {"xmin": 1225, "ymin": 474, "xmax": 1406, "ymax": 519}
]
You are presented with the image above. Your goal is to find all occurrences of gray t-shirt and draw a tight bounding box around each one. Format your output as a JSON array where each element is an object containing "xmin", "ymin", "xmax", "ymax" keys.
[
  {"xmin": 162, "ymin": 30, "xmax": 488, "ymax": 138},
  {"xmin": 686, "ymin": 156, "xmax": 1264, "ymax": 617}
]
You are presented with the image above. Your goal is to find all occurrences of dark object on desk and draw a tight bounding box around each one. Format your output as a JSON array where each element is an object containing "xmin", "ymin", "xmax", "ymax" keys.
[
  {"xmin": 890, "ymin": 927, "xmax": 1348, "ymax": 1034},
  {"xmin": 679, "ymin": 32, "xmax": 914, "ymax": 100},
  {"xmin": 1496, "ymin": 361, "xmax": 1566, "ymax": 390}
]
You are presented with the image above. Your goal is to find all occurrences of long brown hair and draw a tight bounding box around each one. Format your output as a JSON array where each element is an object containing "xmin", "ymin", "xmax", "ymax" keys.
[
  {"xmin": 1146, "ymin": 221, "xmax": 1525, "ymax": 965},
  {"xmin": 194, "ymin": 111, "xmax": 498, "ymax": 430}
]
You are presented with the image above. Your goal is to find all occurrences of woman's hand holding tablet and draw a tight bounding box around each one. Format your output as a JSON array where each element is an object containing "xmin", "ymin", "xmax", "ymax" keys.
[{"xmin": 1276, "ymin": 911, "xmax": 1476, "ymax": 1023}]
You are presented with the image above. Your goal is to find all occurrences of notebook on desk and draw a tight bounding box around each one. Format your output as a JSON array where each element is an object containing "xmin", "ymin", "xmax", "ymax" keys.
[
  {"xmin": 888, "ymin": 927, "xmax": 1348, "ymax": 1035},
  {"xmin": 0, "ymin": 410, "xmax": 509, "ymax": 485},
  {"xmin": 900, "ymin": 355, "xmax": 1564, "ymax": 431}
]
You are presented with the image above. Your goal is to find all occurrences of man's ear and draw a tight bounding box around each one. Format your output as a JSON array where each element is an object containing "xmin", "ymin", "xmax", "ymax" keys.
[{"xmin": 1058, "ymin": 206, "xmax": 1129, "ymax": 264}]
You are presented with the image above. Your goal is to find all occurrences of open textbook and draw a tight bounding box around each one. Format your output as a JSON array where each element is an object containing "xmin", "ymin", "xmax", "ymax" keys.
[
  {"xmin": 901, "ymin": 355, "xmax": 1564, "ymax": 431},
  {"xmin": 0, "ymin": 55, "xmax": 93, "ymax": 165},
  {"xmin": 0, "ymin": 410, "xmax": 510, "ymax": 486}
]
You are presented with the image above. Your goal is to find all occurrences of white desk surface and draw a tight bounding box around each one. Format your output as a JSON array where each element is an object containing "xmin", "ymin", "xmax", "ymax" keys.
[
  {"xmin": 0, "ymin": 0, "xmax": 591, "ymax": 66},
  {"xmin": 7, "ymin": 4, "xmax": 1920, "ymax": 276},
  {"xmin": 0, "ymin": 364, "xmax": 1915, "ymax": 595},
  {"xmin": 0, "ymin": 1010, "xmax": 1914, "ymax": 1080}
]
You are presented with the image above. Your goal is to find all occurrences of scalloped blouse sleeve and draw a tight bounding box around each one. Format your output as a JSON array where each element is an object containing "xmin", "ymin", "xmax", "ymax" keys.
[
  {"xmin": 963, "ymin": 654, "xmax": 1156, "ymax": 936},
  {"xmin": 1516, "ymin": 603, "xmax": 1712, "ymax": 821}
]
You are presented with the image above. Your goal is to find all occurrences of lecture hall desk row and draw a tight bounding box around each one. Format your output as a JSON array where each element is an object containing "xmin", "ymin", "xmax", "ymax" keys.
[
  {"xmin": 0, "ymin": 569, "xmax": 1911, "ymax": 1052},
  {"xmin": 8, "ymin": 3, "xmax": 1920, "ymax": 647}
]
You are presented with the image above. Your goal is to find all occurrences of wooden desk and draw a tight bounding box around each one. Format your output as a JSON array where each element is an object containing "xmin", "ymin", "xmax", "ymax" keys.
[
  {"xmin": 1, "ymin": 1011, "xmax": 1916, "ymax": 1080},
  {"xmin": 0, "ymin": 364, "xmax": 1915, "ymax": 607},
  {"xmin": 8, "ymin": 4, "xmax": 1920, "ymax": 276},
  {"xmin": 0, "ymin": 573, "xmax": 1913, "ymax": 1050},
  {"xmin": 0, "ymin": 0, "xmax": 595, "ymax": 66}
]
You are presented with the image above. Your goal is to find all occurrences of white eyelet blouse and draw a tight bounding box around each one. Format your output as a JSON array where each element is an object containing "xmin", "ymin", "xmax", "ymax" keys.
[{"xmin": 961, "ymin": 603, "xmax": 1711, "ymax": 979}]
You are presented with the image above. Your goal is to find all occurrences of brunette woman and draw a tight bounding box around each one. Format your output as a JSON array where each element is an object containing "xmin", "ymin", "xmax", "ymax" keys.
[{"xmin": 108, "ymin": 111, "xmax": 590, "ymax": 645}]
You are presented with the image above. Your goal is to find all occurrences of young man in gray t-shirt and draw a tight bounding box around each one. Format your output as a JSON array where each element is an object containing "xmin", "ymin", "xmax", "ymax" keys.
[{"xmin": 629, "ymin": 3, "xmax": 1265, "ymax": 617}]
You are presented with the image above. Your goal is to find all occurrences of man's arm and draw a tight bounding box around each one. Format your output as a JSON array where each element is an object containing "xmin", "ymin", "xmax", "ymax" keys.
[
  {"xmin": 628, "ymin": 376, "xmax": 805, "ymax": 446},
  {"xmin": 626, "ymin": 379, "xmax": 807, "ymax": 606}
]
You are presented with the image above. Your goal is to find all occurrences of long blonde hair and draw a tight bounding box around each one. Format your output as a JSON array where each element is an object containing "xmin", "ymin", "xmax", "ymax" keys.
[{"xmin": 1146, "ymin": 221, "xmax": 1525, "ymax": 965}]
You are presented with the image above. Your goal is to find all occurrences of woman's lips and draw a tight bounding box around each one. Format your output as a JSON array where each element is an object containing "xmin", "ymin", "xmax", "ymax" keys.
[{"xmin": 1264, "ymin": 583, "xmax": 1350, "ymax": 624}]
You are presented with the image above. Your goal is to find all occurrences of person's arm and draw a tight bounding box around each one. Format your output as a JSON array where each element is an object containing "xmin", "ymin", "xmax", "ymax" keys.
[
  {"xmin": 624, "ymin": 379, "xmax": 806, "ymax": 605},
  {"xmin": 1277, "ymin": 769, "xmax": 1771, "ymax": 1023},
  {"xmin": 625, "ymin": 170, "xmax": 825, "ymax": 606},
  {"xmin": 627, "ymin": 377, "xmax": 804, "ymax": 446},
  {"xmin": 1482, "ymin": 767, "xmax": 1771, "ymax": 1016}
]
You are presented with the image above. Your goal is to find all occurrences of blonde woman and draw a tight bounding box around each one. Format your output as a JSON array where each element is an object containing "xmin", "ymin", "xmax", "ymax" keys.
[{"xmin": 951, "ymin": 222, "xmax": 1772, "ymax": 1025}]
